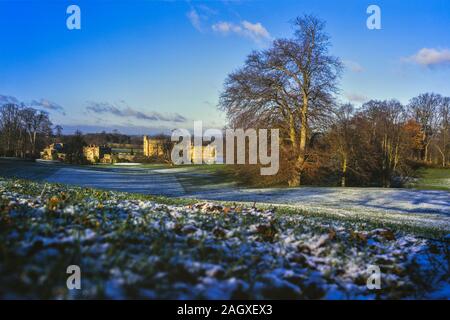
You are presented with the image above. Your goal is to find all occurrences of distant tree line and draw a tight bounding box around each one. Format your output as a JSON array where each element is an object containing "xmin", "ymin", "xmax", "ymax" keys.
[
  {"xmin": 219, "ymin": 15, "xmax": 450, "ymax": 187},
  {"xmin": 321, "ymin": 95, "xmax": 449, "ymax": 188},
  {"xmin": 0, "ymin": 103, "xmax": 142, "ymax": 161},
  {"xmin": 0, "ymin": 103, "xmax": 53, "ymax": 158},
  {"xmin": 0, "ymin": 105, "xmax": 163, "ymax": 164},
  {"xmin": 83, "ymin": 130, "xmax": 142, "ymax": 146}
]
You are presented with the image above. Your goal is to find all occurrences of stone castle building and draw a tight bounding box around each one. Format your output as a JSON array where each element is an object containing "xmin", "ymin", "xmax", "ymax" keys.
[
  {"xmin": 143, "ymin": 136, "xmax": 166, "ymax": 158},
  {"xmin": 40, "ymin": 143, "xmax": 66, "ymax": 161},
  {"xmin": 190, "ymin": 144, "xmax": 217, "ymax": 164},
  {"xmin": 83, "ymin": 145, "xmax": 112, "ymax": 163},
  {"xmin": 143, "ymin": 135, "xmax": 217, "ymax": 163}
]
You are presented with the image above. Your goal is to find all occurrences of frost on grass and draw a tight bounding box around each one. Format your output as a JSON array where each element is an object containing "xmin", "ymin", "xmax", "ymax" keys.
[{"xmin": 0, "ymin": 178, "xmax": 449, "ymax": 299}]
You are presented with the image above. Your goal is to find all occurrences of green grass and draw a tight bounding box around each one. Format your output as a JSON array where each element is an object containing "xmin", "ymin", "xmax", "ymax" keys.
[{"xmin": 410, "ymin": 167, "xmax": 450, "ymax": 191}]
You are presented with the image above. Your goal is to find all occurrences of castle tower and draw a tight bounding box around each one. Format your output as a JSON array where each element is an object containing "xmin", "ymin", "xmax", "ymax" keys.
[
  {"xmin": 143, "ymin": 135, "xmax": 165, "ymax": 157},
  {"xmin": 143, "ymin": 135, "xmax": 149, "ymax": 157}
]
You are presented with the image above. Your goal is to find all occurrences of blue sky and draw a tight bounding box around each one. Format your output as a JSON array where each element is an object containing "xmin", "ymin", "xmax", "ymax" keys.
[{"xmin": 0, "ymin": 0, "xmax": 449, "ymax": 134}]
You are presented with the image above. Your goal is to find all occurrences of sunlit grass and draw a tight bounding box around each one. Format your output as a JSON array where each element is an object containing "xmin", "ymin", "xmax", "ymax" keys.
[{"xmin": 411, "ymin": 168, "xmax": 450, "ymax": 191}]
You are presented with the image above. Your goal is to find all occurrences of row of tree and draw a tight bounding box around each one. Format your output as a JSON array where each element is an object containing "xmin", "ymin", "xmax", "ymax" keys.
[
  {"xmin": 219, "ymin": 15, "xmax": 449, "ymax": 187},
  {"xmin": 0, "ymin": 103, "xmax": 54, "ymax": 158},
  {"xmin": 324, "ymin": 95, "xmax": 449, "ymax": 188}
]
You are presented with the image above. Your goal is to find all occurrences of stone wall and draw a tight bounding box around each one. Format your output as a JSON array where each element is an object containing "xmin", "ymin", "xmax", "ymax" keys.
[
  {"xmin": 143, "ymin": 136, "xmax": 165, "ymax": 157},
  {"xmin": 83, "ymin": 145, "xmax": 112, "ymax": 163}
]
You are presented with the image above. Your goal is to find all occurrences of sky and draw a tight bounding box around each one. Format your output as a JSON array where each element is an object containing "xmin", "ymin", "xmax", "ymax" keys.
[{"xmin": 0, "ymin": 0, "xmax": 449, "ymax": 134}]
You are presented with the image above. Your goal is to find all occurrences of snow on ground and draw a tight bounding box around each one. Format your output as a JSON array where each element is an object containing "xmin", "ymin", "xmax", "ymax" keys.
[
  {"xmin": 1, "ymin": 161, "xmax": 449, "ymax": 232},
  {"xmin": 45, "ymin": 167, "xmax": 185, "ymax": 196},
  {"xmin": 190, "ymin": 187, "xmax": 450, "ymax": 233},
  {"xmin": 0, "ymin": 179, "xmax": 448, "ymax": 299}
]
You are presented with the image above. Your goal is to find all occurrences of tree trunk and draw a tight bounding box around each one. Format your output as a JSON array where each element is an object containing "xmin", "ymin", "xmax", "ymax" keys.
[
  {"xmin": 341, "ymin": 154, "xmax": 347, "ymax": 187},
  {"xmin": 436, "ymin": 146, "xmax": 446, "ymax": 167},
  {"xmin": 295, "ymin": 94, "xmax": 309, "ymax": 187},
  {"xmin": 32, "ymin": 131, "xmax": 37, "ymax": 156},
  {"xmin": 289, "ymin": 113, "xmax": 297, "ymax": 149}
]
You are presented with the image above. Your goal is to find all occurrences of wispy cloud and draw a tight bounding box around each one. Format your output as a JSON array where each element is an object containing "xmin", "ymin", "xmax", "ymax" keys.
[
  {"xmin": 212, "ymin": 20, "xmax": 271, "ymax": 42},
  {"xmin": 186, "ymin": 5, "xmax": 217, "ymax": 32},
  {"xmin": 343, "ymin": 60, "xmax": 364, "ymax": 73},
  {"xmin": 0, "ymin": 94, "xmax": 65, "ymax": 115},
  {"xmin": 345, "ymin": 92, "xmax": 368, "ymax": 103},
  {"xmin": 187, "ymin": 9, "xmax": 202, "ymax": 31},
  {"xmin": 30, "ymin": 98, "xmax": 65, "ymax": 114},
  {"xmin": 404, "ymin": 48, "xmax": 450, "ymax": 67},
  {"xmin": 85, "ymin": 101, "xmax": 187, "ymax": 123}
]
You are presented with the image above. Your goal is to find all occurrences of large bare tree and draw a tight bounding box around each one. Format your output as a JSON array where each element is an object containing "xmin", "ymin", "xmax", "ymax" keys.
[
  {"xmin": 219, "ymin": 15, "xmax": 342, "ymax": 186},
  {"xmin": 0, "ymin": 103, "xmax": 52, "ymax": 157},
  {"xmin": 21, "ymin": 107, "xmax": 53, "ymax": 156}
]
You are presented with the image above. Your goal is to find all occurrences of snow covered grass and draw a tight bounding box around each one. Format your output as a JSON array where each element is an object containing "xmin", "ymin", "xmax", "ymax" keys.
[
  {"xmin": 0, "ymin": 178, "xmax": 449, "ymax": 299},
  {"xmin": 192, "ymin": 187, "xmax": 450, "ymax": 238}
]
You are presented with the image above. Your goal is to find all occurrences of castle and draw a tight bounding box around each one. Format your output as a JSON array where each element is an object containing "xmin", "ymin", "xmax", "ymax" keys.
[
  {"xmin": 190, "ymin": 143, "xmax": 216, "ymax": 164},
  {"xmin": 143, "ymin": 136, "xmax": 166, "ymax": 158},
  {"xmin": 143, "ymin": 136, "xmax": 217, "ymax": 163},
  {"xmin": 40, "ymin": 136, "xmax": 218, "ymax": 164},
  {"xmin": 82, "ymin": 145, "xmax": 112, "ymax": 163},
  {"xmin": 40, "ymin": 143, "xmax": 66, "ymax": 161}
]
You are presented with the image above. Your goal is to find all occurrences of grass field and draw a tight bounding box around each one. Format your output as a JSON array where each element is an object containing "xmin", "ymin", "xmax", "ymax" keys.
[
  {"xmin": 410, "ymin": 168, "xmax": 450, "ymax": 191},
  {"xmin": 1, "ymin": 159, "xmax": 449, "ymax": 238}
]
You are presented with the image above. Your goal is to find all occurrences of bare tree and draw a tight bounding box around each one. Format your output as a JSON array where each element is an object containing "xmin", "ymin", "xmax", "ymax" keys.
[
  {"xmin": 435, "ymin": 97, "xmax": 449, "ymax": 167},
  {"xmin": 21, "ymin": 107, "xmax": 52, "ymax": 156},
  {"xmin": 408, "ymin": 93, "xmax": 442, "ymax": 163},
  {"xmin": 54, "ymin": 125, "xmax": 63, "ymax": 138},
  {"xmin": 0, "ymin": 103, "xmax": 24, "ymax": 156},
  {"xmin": 219, "ymin": 15, "xmax": 342, "ymax": 186},
  {"xmin": 327, "ymin": 103, "xmax": 355, "ymax": 187},
  {"xmin": 0, "ymin": 103, "xmax": 53, "ymax": 158}
]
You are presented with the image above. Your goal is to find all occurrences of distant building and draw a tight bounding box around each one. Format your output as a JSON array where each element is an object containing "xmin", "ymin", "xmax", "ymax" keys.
[
  {"xmin": 100, "ymin": 153, "xmax": 113, "ymax": 164},
  {"xmin": 40, "ymin": 143, "xmax": 66, "ymax": 161},
  {"xmin": 83, "ymin": 145, "xmax": 112, "ymax": 163},
  {"xmin": 190, "ymin": 143, "xmax": 217, "ymax": 164},
  {"xmin": 143, "ymin": 135, "xmax": 218, "ymax": 164},
  {"xmin": 143, "ymin": 136, "xmax": 166, "ymax": 158}
]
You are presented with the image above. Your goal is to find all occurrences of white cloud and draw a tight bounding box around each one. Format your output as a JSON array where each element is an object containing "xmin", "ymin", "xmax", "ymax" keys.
[
  {"xmin": 212, "ymin": 20, "xmax": 271, "ymax": 42},
  {"xmin": 187, "ymin": 5, "xmax": 217, "ymax": 33},
  {"xmin": 241, "ymin": 21, "xmax": 271, "ymax": 40},
  {"xmin": 187, "ymin": 9, "xmax": 202, "ymax": 31},
  {"xmin": 343, "ymin": 60, "xmax": 364, "ymax": 73},
  {"xmin": 212, "ymin": 21, "xmax": 242, "ymax": 34},
  {"xmin": 405, "ymin": 48, "xmax": 450, "ymax": 67}
]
